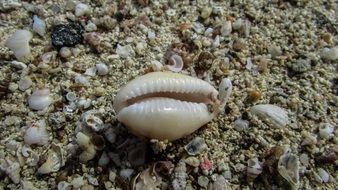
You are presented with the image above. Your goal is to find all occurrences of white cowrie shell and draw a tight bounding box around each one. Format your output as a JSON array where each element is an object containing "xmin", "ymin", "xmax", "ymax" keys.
[{"xmin": 113, "ymin": 72, "xmax": 231, "ymax": 141}]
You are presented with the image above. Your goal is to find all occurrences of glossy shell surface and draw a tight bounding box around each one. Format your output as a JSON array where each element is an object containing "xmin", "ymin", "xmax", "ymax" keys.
[{"xmin": 113, "ymin": 72, "xmax": 220, "ymax": 141}]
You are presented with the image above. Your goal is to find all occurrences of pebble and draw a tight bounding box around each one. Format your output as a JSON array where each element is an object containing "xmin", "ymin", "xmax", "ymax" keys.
[
  {"xmin": 119, "ymin": 169, "xmax": 134, "ymax": 180},
  {"xmin": 85, "ymin": 22, "xmax": 97, "ymax": 32},
  {"xmin": 75, "ymin": 3, "xmax": 90, "ymax": 17},
  {"xmin": 96, "ymin": 63, "xmax": 109, "ymax": 75},
  {"xmin": 66, "ymin": 91, "xmax": 77, "ymax": 102},
  {"xmin": 197, "ymin": 176, "xmax": 209, "ymax": 188},
  {"xmin": 59, "ymin": 47, "xmax": 72, "ymax": 58},
  {"xmin": 51, "ymin": 22, "xmax": 84, "ymax": 49},
  {"xmin": 192, "ymin": 22, "xmax": 205, "ymax": 34},
  {"xmin": 268, "ymin": 45, "xmax": 282, "ymax": 58},
  {"xmin": 234, "ymin": 118, "xmax": 249, "ymax": 131},
  {"xmin": 71, "ymin": 176, "xmax": 85, "ymax": 189},
  {"xmin": 116, "ymin": 44, "xmax": 135, "ymax": 58},
  {"xmin": 320, "ymin": 47, "xmax": 338, "ymax": 60},
  {"xmin": 319, "ymin": 123, "xmax": 334, "ymax": 139},
  {"xmin": 317, "ymin": 168, "xmax": 330, "ymax": 183},
  {"xmin": 18, "ymin": 76, "xmax": 32, "ymax": 91},
  {"xmin": 10, "ymin": 61, "xmax": 27, "ymax": 69},
  {"xmin": 200, "ymin": 7, "xmax": 212, "ymax": 19},
  {"xmin": 185, "ymin": 157, "xmax": 200, "ymax": 167},
  {"xmin": 221, "ymin": 21, "xmax": 232, "ymax": 36},
  {"xmin": 232, "ymin": 18, "xmax": 244, "ymax": 30},
  {"xmin": 5, "ymin": 30, "xmax": 32, "ymax": 62}
]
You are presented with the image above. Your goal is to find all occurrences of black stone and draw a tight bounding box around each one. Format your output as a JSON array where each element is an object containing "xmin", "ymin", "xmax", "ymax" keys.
[{"xmin": 51, "ymin": 22, "xmax": 84, "ymax": 49}]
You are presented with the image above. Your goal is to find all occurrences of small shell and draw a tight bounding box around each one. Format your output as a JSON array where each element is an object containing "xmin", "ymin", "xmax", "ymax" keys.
[
  {"xmin": 165, "ymin": 54, "xmax": 184, "ymax": 72},
  {"xmin": 316, "ymin": 168, "xmax": 330, "ymax": 183},
  {"xmin": 5, "ymin": 30, "xmax": 32, "ymax": 62},
  {"xmin": 24, "ymin": 120, "xmax": 49, "ymax": 146},
  {"xmin": 32, "ymin": 15, "xmax": 46, "ymax": 36},
  {"xmin": 250, "ymin": 104, "xmax": 289, "ymax": 128},
  {"xmin": 277, "ymin": 152, "xmax": 299, "ymax": 190},
  {"xmin": 184, "ymin": 137, "xmax": 208, "ymax": 156},
  {"xmin": 37, "ymin": 143, "xmax": 65, "ymax": 174},
  {"xmin": 28, "ymin": 88, "xmax": 52, "ymax": 110},
  {"xmin": 319, "ymin": 123, "xmax": 334, "ymax": 139},
  {"xmin": 80, "ymin": 110, "xmax": 104, "ymax": 132},
  {"xmin": 114, "ymin": 72, "xmax": 231, "ymax": 141},
  {"xmin": 171, "ymin": 160, "xmax": 187, "ymax": 190},
  {"xmin": 66, "ymin": 91, "xmax": 77, "ymax": 102}
]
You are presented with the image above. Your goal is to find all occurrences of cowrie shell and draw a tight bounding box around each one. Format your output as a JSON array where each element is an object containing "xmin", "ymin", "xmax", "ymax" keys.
[{"xmin": 114, "ymin": 72, "xmax": 230, "ymax": 141}]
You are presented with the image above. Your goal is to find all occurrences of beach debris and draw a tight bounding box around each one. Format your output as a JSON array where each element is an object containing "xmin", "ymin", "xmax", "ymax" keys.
[
  {"xmin": 51, "ymin": 22, "xmax": 84, "ymax": 49},
  {"xmin": 24, "ymin": 119, "xmax": 49, "ymax": 146},
  {"xmin": 184, "ymin": 157, "xmax": 200, "ymax": 167},
  {"xmin": 37, "ymin": 143, "xmax": 65, "ymax": 174},
  {"xmin": 32, "ymin": 15, "xmax": 46, "ymax": 36},
  {"xmin": 5, "ymin": 30, "xmax": 32, "ymax": 62},
  {"xmin": 184, "ymin": 137, "xmax": 208, "ymax": 156},
  {"xmin": 28, "ymin": 88, "xmax": 52, "ymax": 111},
  {"xmin": 250, "ymin": 104, "xmax": 289, "ymax": 128}
]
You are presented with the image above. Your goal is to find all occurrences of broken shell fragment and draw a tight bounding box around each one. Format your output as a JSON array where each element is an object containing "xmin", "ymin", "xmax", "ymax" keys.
[
  {"xmin": 247, "ymin": 158, "xmax": 263, "ymax": 181},
  {"xmin": 37, "ymin": 143, "xmax": 65, "ymax": 174},
  {"xmin": 24, "ymin": 120, "xmax": 49, "ymax": 146},
  {"xmin": 319, "ymin": 123, "xmax": 334, "ymax": 139},
  {"xmin": 165, "ymin": 54, "xmax": 184, "ymax": 72},
  {"xmin": 5, "ymin": 30, "xmax": 32, "ymax": 62},
  {"xmin": 250, "ymin": 104, "xmax": 289, "ymax": 128},
  {"xmin": 184, "ymin": 137, "xmax": 208, "ymax": 156},
  {"xmin": 28, "ymin": 88, "xmax": 52, "ymax": 111},
  {"xmin": 113, "ymin": 72, "xmax": 232, "ymax": 141},
  {"xmin": 76, "ymin": 132, "xmax": 96, "ymax": 163},
  {"xmin": 277, "ymin": 152, "xmax": 300, "ymax": 190}
]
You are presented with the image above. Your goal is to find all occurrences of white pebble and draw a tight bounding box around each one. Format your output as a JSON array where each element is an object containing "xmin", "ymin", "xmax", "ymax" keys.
[
  {"xmin": 116, "ymin": 44, "xmax": 135, "ymax": 58},
  {"xmin": 18, "ymin": 76, "xmax": 32, "ymax": 91},
  {"xmin": 59, "ymin": 47, "xmax": 72, "ymax": 58},
  {"xmin": 75, "ymin": 3, "xmax": 90, "ymax": 17},
  {"xmin": 320, "ymin": 47, "xmax": 338, "ymax": 60},
  {"xmin": 319, "ymin": 123, "xmax": 334, "ymax": 139},
  {"xmin": 84, "ymin": 67, "xmax": 97, "ymax": 76},
  {"xmin": 28, "ymin": 88, "xmax": 52, "ymax": 110},
  {"xmin": 71, "ymin": 176, "xmax": 85, "ymax": 189},
  {"xmin": 11, "ymin": 61, "xmax": 27, "ymax": 69},
  {"xmin": 85, "ymin": 22, "xmax": 97, "ymax": 32},
  {"xmin": 147, "ymin": 31, "xmax": 156, "ymax": 39},
  {"xmin": 95, "ymin": 63, "xmax": 109, "ymax": 75},
  {"xmin": 24, "ymin": 120, "xmax": 49, "ymax": 146},
  {"xmin": 5, "ymin": 30, "xmax": 32, "ymax": 62},
  {"xmin": 75, "ymin": 75, "xmax": 90, "ymax": 86},
  {"xmin": 232, "ymin": 18, "xmax": 243, "ymax": 30},
  {"xmin": 32, "ymin": 15, "xmax": 46, "ymax": 36}
]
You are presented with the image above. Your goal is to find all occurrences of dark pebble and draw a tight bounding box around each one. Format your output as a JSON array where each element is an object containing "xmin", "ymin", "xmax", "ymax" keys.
[{"xmin": 51, "ymin": 22, "xmax": 84, "ymax": 49}]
